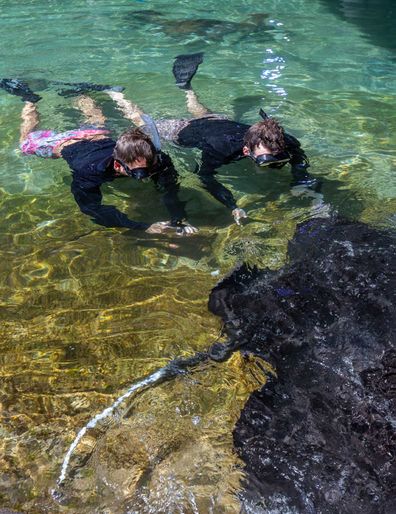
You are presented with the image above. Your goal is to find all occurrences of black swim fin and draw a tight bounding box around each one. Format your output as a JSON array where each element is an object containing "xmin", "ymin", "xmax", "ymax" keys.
[
  {"xmin": 0, "ymin": 78, "xmax": 41, "ymax": 103},
  {"xmin": 172, "ymin": 52, "xmax": 204, "ymax": 89},
  {"xmin": 56, "ymin": 82, "xmax": 124, "ymax": 97}
]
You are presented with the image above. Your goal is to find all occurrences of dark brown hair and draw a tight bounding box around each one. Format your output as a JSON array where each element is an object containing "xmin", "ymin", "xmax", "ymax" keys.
[
  {"xmin": 243, "ymin": 118, "xmax": 286, "ymax": 154},
  {"xmin": 113, "ymin": 128, "xmax": 156, "ymax": 167}
]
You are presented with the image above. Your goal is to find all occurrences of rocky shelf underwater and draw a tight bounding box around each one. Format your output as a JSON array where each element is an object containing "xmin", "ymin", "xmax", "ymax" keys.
[{"xmin": 209, "ymin": 214, "xmax": 396, "ymax": 513}]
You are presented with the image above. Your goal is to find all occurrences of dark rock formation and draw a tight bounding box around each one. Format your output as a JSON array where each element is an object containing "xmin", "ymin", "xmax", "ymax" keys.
[{"xmin": 209, "ymin": 216, "xmax": 396, "ymax": 513}]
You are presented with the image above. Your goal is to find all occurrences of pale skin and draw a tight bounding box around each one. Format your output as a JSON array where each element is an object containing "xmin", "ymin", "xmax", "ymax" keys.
[
  {"xmin": 242, "ymin": 142, "xmax": 273, "ymax": 158},
  {"xmin": 20, "ymin": 94, "xmax": 197, "ymax": 235}
]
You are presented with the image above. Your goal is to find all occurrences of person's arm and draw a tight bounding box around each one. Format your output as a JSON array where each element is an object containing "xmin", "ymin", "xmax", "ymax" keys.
[
  {"xmin": 197, "ymin": 152, "xmax": 247, "ymax": 225},
  {"xmin": 197, "ymin": 152, "xmax": 238, "ymax": 211},
  {"xmin": 284, "ymin": 133, "xmax": 314, "ymax": 185},
  {"xmin": 153, "ymin": 154, "xmax": 187, "ymax": 225},
  {"xmin": 71, "ymin": 180, "xmax": 150, "ymax": 230},
  {"xmin": 197, "ymin": 151, "xmax": 247, "ymax": 224},
  {"xmin": 152, "ymin": 153, "xmax": 198, "ymax": 235}
]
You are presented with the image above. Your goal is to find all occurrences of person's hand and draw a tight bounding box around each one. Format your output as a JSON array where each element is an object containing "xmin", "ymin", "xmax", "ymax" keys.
[
  {"xmin": 232, "ymin": 208, "xmax": 247, "ymax": 225},
  {"xmin": 175, "ymin": 222, "xmax": 199, "ymax": 236},
  {"xmin": 145, "ymin": 221, "xmax": 173, "ymax": 234}
]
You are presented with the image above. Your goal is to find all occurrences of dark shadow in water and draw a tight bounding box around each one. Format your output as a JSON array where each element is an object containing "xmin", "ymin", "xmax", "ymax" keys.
[
  {"xmin": 122, "ymin": 10, "xmax": 271, "ymax": 46},
  {"xmin": 320, "ymin": 0, "xmax": 396, "ymax": 52}
]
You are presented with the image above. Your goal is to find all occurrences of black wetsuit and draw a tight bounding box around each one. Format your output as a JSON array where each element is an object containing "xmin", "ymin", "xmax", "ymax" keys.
[
  {"xmin": 174, "ymin": 117, "xmax": 311, "ymax": 210},
  {"xmin": 61, "ymin": 138, "xmax": 186, "ymax": 230}
]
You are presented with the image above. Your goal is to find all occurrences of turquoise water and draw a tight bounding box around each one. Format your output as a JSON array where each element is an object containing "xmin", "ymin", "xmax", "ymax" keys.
[{"xmin": 0, "ymin": 1, "xmax": 395, "ymax": 512}]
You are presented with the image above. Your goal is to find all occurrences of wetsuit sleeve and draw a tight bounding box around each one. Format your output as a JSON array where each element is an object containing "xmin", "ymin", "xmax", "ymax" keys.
[
  {"xmin": 196, "ymin": 151, "xmax": 238, "ymax": 211},
  {"xmin": 71, "ymin": 180, "xmax": 150, "ymax": 230},
  {"xmin": 284, "ymin": 133, "xmax": 313, "ymax": 185},
  {"xmin": 153, "ymin": 153, "xmax": 187, "ymax": 225}
]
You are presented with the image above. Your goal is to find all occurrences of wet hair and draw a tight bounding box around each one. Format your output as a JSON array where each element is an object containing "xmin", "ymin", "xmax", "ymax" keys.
[
  {"xmin": 113, "ymin": 128, "xmax": 156, "ymax": 167},
  {"xmin": 244, "ymin": 118, "xmax": 286, "ymax": 154}
]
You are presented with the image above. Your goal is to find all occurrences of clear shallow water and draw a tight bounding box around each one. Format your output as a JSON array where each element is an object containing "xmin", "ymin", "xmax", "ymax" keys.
[{"xmin": 0, "ymin": 0, "xmax": 395, "ymax": 512}]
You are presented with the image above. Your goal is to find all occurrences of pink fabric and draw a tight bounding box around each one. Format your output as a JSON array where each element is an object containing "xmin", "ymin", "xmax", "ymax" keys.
[{"xmin": 20, "ymin": 128, "xmax": 110, "ymax": 158}]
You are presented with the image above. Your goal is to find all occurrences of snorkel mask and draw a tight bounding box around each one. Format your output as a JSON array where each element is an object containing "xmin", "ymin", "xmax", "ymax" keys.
[
  {"xmin": 248, "ymin": 152, "xmax": 290, "ymax": 167},
  {"xmin": 117, "ymin": 115, "xmax": 162, "ymax": 181},
  {"xmin": 115, "ymin": 159, "xmax": 150, "ymax": 180}
]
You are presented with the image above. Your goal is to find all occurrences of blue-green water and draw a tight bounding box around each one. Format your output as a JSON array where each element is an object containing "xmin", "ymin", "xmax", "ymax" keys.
[{"xmin": 0, "ymin": 1, "xmax": 395, "ymax": 512}]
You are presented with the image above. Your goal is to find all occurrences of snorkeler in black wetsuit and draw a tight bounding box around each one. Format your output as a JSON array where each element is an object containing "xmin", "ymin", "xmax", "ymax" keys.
[
  {"xmin": 171, "ymin": 108, "xmax": 311, "ymax": 223},
  {"xmin": 108, "ymin": 53, "xmax": 314, "ymax": 225},
  {"xmin": 0, "ymin": 79, "xmax": 197, "ymax": 236},
  {"xmin": 61, "ymin": 132, "xmax": 191, "ymax": 234},
  {"xmin": 171, "ymin": 54, "xmax": 314, "ymax": 224}
]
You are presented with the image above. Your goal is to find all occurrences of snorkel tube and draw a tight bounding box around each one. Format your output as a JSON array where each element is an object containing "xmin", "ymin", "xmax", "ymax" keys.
[
  {"xmin": 140, "ymin": 114, "xmax": 162, "ymax": 153},
  {"xmin": 259, "ymin": 108, "xmax": 269, "ymax": 120}
]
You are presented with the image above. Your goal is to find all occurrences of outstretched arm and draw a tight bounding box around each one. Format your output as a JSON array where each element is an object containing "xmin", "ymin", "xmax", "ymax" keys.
[
  {"xmin": 197, "ymin": 152, "xmax": 247, "ymax": 225},
  {"xmin": 71, "ymin": 181, "xmax": 150, "ymax": 230},
  {"xmin": 198, "ymin": 152, "xmax": 238, "ymax": 210}
]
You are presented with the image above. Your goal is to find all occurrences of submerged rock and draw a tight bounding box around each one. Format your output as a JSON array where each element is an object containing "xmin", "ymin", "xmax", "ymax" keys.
[{"xmin": 209, "ymin": 215, "xmax": 396, "ymax": 513}]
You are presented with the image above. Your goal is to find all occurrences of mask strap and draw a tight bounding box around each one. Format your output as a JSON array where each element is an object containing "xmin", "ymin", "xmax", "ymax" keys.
[{"xmin": 115, "ymin": 158, "xmax": 134, "ymax": 177}]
